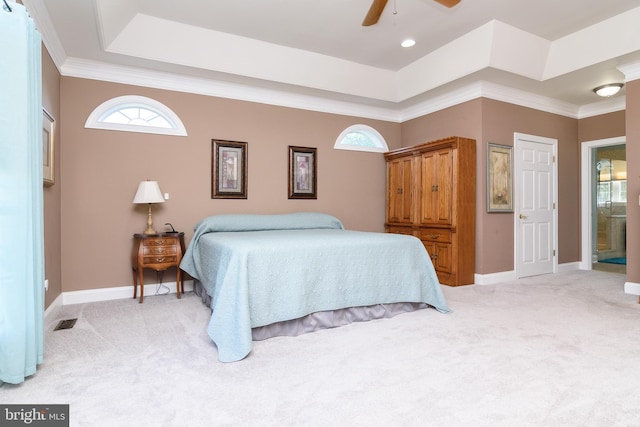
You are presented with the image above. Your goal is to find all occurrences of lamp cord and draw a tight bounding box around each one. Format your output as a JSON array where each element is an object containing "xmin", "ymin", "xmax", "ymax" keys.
[{"xmin": 154, "ymin": 271, "xmax": 171, "ymax": 296}]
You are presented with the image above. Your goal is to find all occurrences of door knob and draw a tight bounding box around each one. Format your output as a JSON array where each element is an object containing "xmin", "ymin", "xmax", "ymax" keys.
[{"xmin": 519, "ymin": 214, "xmax": 528, "ymax": 219}]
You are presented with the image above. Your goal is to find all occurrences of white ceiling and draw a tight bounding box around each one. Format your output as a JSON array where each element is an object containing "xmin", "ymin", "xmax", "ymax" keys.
[{"xmin": 22, "ymin": 0, "xmax": 640, "ymax": 120}]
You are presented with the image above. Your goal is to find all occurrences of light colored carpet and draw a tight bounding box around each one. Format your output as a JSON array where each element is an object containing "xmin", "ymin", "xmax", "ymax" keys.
[{"xmin": 1, "ymin": 270, "xmax": 639, "ymax": 427}]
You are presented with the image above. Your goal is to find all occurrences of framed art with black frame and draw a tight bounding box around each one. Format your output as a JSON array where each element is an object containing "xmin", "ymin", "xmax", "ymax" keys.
[
  {"xmin": 212, "ymin": 139, "xmax": 247, "ymax": 199},
  {"xmin": 288, "ymin": 146, "xmax": 317, "ymax": 199}
]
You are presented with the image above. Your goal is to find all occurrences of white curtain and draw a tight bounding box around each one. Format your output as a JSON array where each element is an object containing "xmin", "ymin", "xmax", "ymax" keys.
[{"xmin": 0, "ymin": 2, "xmax": 44, "ymax": 384}]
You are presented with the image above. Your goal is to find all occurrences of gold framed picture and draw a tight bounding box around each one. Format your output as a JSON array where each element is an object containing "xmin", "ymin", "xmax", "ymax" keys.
[
  {"xmin": 43, "ymin": 109, "xmax": 55, "ymax": 186},
  {"xmin": 487, "ymin": 143, "xmax": 512, "ymax": 212}
]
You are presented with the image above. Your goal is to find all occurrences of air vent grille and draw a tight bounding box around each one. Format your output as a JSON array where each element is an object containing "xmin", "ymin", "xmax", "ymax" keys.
[{"xmin": 54, "ymin": 318, "xmax": 77, "ymax": 331}]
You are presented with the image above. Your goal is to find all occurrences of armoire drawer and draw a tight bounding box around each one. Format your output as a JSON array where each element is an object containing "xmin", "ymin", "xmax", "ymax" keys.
[
  {"xmin": 386, "ymin": 225, "xmax": 415, "ymax": 236},
  {"xmin": 418, "ymin": 228, "xmax": 452, "ymax": 243}
]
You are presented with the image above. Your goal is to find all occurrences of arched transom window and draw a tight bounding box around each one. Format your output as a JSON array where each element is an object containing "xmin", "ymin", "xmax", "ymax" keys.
[
  {"xmin": 85, "ymin": 95, "xmax": 187, "ymax": 136},
  {"xmin": 334, "ymin": 124, "xmax": 388, "ymax": 153}
]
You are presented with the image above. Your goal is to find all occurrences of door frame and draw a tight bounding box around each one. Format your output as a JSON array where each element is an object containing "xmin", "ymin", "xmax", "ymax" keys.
[
  {"xmin": 513, "ymin": 133, "xmax": 559, "ymax": 278},
  {"xmin": 579, "ymin": 136, "xmax": 626, "ymax": 270}
]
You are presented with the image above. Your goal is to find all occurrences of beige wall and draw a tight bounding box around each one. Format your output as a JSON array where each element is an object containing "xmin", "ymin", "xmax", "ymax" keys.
[
  {"xmin": 400, "ymin": 100, "xmax": 483, "ymax": 147},
  {"xmin": 578, "ymin": 111, "xmax": 625, "ymax": 142},
  {"xmin": 60, "ymin": 77, "xmax": 401, "ymax": 292},
  {"xmin": 625, "ymin": 80, "xmax": 640, "ymax": 285},
  {"xmin": 42, "ymin": 47, "xmax": 61, "ymax": 308},
  {"xmin": 480, "ymin": 99, "xmax": 580, "ymax": 272}
]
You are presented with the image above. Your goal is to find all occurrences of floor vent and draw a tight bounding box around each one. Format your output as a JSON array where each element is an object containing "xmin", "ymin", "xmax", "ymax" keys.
[{"xmin": 54, "ymin": 318, "xmax": 77, "ymax": 331}]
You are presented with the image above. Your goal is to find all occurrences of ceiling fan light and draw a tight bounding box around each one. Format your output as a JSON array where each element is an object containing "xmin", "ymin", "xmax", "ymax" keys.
[
  {"xmin": 401, "ymin": 39, "xmax": 416, "ymax": 48},
  {"xmin": 593, "ymin": 83, "xmax": 623, "ymax": 97}
]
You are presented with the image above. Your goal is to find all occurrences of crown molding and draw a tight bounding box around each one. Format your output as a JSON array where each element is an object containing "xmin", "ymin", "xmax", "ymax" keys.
[
  {"xmin": 399, "ymin": 84, "xmax": 484, "ymax": 122},
  {"xmin": 479, "ymin": 81, "xmax": 580, "ymax": 117},
  {"xmin": 476, "ymin": 82, "xmax": 624, "ymax": 119},
  {"xmin": 61, "ymin": 57, "xmax": 625, "ymax": 123},
  {"xmin": 618, "ymin": 60, "xmax": 640, "ymax": 82},
  {"xmin": 400, "ymin": 81, "xmax": 584, "ymax": 121},
  {"xmin": 576, "ymin": 97, "xmax": 625, "ymax": 119},
  {"xmin": 61, "ymin": 57, "xmax": 403, "ymax": 122}
]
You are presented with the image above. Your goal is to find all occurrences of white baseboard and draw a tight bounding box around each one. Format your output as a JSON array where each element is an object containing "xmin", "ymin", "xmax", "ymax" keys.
[
  {"xmin": 473, "ymin": 262, "xmax": 582, "ymax": 285},
  {"xmin": 474, "ymin": 270, "xmax": 517, "ymax": 285},
  {"xmin": 557, "ymin": 261, "xmax": 581, "ymax": 273},
  {"xmin": 624, "ymin": 281, "xmax": 640, "ymax": 296},
  {"xmin": 61, "ymin": 280, "xmax": 195, "ymax": 305}
]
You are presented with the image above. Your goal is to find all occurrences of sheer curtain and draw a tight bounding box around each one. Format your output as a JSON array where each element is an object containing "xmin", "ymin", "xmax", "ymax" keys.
[{"xmin": 0, "ymin": 2, "xmax": 44, "ymax": 384}]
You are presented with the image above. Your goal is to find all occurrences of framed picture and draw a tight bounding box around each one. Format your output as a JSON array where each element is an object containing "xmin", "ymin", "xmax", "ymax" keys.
[
  {"xmin": 212, "ymin": 139, "xmax": 247, "ymax": 199},
  {"xmin": 487, "ymin": 143, "xmax": 513, "ymax": 212},
  {"xmin": 288, "ymin": 146, "xmax": 317, "ymax": 199},
  {"xmin": 42, "ymin": 109, "xmax": 55, "ymax": 186}
]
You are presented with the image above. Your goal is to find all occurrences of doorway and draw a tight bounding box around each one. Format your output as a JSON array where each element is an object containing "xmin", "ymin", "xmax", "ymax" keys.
[{"xmin": 580, "ymin": 137, "xmax": 626, "ymax": 274}]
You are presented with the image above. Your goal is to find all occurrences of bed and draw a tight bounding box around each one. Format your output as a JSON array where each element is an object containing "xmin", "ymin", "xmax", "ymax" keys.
[{"xmin": 179, "ymin": 212, "xmax": 449, "ymax": 362}]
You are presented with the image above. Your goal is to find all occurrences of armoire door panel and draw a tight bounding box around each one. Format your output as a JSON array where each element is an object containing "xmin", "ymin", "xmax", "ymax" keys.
[
  {"xmin": 419, "ymin": 151, "xmax": 436, "ymax": 224},
  {"xmin": 387, "ymin": 157, "xmax": 414, "ymax": 224},
  {"xmin": 435, "ymin": 149, "xmax": 453, "ymax": 225},
  {"xmin": 400, "ymin": 157, "xmax": 413, "ymax": 222}
]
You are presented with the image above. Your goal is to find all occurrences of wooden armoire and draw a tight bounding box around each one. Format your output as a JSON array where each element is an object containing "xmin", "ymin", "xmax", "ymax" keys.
[{"xmin": 385, "ymin": 136, "xmax": 476, "ymax": 286}]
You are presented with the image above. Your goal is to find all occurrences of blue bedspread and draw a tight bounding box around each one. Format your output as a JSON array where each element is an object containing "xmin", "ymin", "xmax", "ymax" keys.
[{"xmin": 180, "ymin": 213, "xmax": 449, "ymax": 362}]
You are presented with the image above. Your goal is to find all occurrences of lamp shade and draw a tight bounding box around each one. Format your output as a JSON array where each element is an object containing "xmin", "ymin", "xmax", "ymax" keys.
[
  {"xmin": 132, "ymin": 180, "xmax": 165, "ymax": 204},
  {"xmin": 593, "ymin": 83, "xmax": 623, "ymax": 97}
]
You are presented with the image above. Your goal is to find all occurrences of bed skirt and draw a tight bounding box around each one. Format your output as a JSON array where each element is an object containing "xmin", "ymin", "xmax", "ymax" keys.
[{"xmin": 193, "ymin": 280, "xmax": 428, "ymax": 341}]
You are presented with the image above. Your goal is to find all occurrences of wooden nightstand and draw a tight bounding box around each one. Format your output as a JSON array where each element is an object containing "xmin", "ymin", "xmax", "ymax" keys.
[{"xmin": 131, "ymin": 232, "xmax": 185, "ymax": 303}]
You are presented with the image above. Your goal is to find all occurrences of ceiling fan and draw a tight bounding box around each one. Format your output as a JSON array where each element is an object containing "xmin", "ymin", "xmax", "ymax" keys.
[{"xmin": 362, "ymin": 0, "xmax": 461, "ymax": 26}]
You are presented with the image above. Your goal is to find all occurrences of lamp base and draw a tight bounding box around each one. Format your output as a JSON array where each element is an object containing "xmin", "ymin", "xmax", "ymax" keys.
[
  {"xmin": 143, "ymin": 204, "xmax": 157, "ymax": 235},
  {"xmin": 143, "ymin": 226, "xmax": 158, "ymax": 235}
]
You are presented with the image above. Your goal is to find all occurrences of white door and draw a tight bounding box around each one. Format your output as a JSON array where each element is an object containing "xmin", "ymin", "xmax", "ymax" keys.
[{"xmin": 514, "ymin": 133, "xmax": 558, "ymax": 278}]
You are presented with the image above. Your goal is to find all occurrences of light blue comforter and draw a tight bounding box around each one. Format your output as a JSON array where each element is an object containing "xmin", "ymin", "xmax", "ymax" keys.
[{"xmin": 180, "ymin": 213, "xmax": 449, "ymax": 362}]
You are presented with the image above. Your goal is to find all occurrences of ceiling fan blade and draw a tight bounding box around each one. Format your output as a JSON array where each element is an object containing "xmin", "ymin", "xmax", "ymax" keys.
[
  {"xmin": 362, "ymin": 0, "xmax": 388, "ymax": 27},
  {"xmin": 434, "ymin": 0, "xmax": 461, "ymax": 7}
]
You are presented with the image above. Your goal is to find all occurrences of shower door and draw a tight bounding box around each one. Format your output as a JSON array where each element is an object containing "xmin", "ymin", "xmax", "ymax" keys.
[{"xmin": 594, "ymin": 146, "xmax": 626, "ymax": 262}]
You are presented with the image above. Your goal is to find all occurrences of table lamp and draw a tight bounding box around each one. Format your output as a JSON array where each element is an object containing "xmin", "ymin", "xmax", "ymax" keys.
[{"xmin": 133, "ymin": 180, "xmax": 165, "ymax": 234}]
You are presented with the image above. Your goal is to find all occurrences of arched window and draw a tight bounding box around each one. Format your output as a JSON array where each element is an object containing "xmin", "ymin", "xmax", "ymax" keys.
[
  {"xmin": 85, "ymin": 95, "xmax": 187, "ymax": 136},
  {"xmin": 334, "ymin": 124, "xmax": 388, "ymax": 153}
]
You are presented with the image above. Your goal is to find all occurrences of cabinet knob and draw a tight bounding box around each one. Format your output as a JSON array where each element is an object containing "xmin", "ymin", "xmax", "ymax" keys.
[{"xmin": 155, "ymin": 257, "xmax": 166, "ymax": 263}]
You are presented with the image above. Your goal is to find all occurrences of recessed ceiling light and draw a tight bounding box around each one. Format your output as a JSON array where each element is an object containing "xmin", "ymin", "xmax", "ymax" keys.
[
  {"xmin": 593, "ymin": 83, "xmax": 624, "ymax": 97},
  {"xmin": 401, "ymin": 39, "xmax": 416, "ymax": 48}
]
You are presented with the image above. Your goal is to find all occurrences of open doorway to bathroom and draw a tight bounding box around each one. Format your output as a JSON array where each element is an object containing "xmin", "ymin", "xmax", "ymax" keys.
[{"xmin": 593, "ymin": 144, "xmax": 626, "ymax": 274}]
